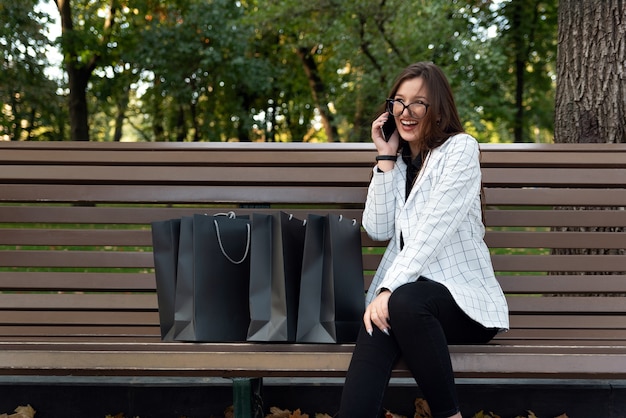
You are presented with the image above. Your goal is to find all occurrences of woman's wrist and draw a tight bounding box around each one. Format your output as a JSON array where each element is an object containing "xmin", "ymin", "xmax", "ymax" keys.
[
  {"xmin": 375, "ymin": 154, "xmax": 397, "ymax": 162},
  {"xmin": 376, "ymin": 160, "xmax": 395, "ymax": 172},
  {"xmin": 377, "ymin": 287, "xmax": 391, "ymax": 296}
]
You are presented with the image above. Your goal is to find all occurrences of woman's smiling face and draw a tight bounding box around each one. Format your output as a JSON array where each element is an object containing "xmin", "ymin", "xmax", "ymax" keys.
[{"xmin": 392, "ymin": 77, "xmax": 430, "ymax": 145}]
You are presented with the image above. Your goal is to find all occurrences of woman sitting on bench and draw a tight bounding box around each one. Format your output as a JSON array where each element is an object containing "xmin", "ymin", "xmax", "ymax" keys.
[{"xmin": 338, "ymin": 62, "xmax": 509, "ymax": 418}]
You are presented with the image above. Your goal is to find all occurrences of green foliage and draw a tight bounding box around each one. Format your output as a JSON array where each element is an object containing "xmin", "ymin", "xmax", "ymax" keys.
[
  {"xmin": 0, "ymin": 0, "xmax": 66, "ymax": 141},
  {"xmin": 2, "ymin": 0, "xmax": 559, "ymax": 142}
]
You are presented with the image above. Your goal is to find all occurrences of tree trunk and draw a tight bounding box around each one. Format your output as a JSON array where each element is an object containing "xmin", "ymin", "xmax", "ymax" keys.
[
  {"xmin": 296, "ymin": 46, "xmax": 337, "ymax": 142},
  {"xmin": 67, "ymin": 66, "xmax": 92, "ymax": 141},
  {"xmin": 113, "ymin": 85, "xmax": 129, "ymax": 142},
  {"xmin": 553, "ymin": 0, "xmax": 625, "ymax": 275},
  {"xmin": 554, "ymin": 0, "xmax": 626, "ymax": 144},
  {"xmin": 55, "ymin": 0, "xmax": 117, "ymax": 141}
]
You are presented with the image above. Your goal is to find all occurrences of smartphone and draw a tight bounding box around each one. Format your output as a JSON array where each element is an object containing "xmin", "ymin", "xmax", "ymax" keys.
[{"xmin": 381, "ymin": 114, "xmax": 396, "ymax": 142}]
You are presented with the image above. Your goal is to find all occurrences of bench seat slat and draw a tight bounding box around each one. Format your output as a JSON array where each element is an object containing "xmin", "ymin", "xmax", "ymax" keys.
[{"xmin": 0, "ymin": 342, "xmax": 624, "ymax": 379}]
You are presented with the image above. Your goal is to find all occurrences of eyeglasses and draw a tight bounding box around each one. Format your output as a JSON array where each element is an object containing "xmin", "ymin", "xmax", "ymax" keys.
[{"xmin": 386, "ymin": 98, "xmax": 429, "ymax": 119}]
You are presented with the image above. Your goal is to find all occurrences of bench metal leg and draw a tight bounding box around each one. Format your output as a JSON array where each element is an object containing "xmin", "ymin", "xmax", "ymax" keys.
[{"xmin": 232, "ymin": 377, "xmax": 264, "ymax": 418}]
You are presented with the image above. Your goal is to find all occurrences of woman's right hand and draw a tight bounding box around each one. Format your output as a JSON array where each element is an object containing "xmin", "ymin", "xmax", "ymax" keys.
[{"xmin": 372, "ymin": 113, "xmax": 399, "ymax": 170}]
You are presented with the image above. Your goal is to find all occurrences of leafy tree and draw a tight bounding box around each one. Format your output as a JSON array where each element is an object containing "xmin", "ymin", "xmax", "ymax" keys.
[
  {"xmin": 54, "ymin": 0, "xmax": 124, "ymax": 141},
  {"xmin": 496, "ymin": 0, "xmax": 557, "ymax": 142},
  {"xmin": 126, "ymin": 0, "xmax": 276, "ymax": 142},
  {"xmin": 253, "ymin": 0, "xmax": 512, "ymax": 142},
  {"xmin": 0, "ymin": 0, "xmax": 63, "ymax": 140},
  {"xmin": 8, "ymin": 0, "xmax": 561, "ymax": 143}
]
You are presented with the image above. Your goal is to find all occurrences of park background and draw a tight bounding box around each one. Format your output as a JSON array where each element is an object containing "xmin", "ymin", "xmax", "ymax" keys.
[
  {"xmin": 2, "ymin": 0, "xmax": 623, "ymax": 146},
  {"xmin": 1, "ymin": 1, "xmax": 625, "ymax": 417}
]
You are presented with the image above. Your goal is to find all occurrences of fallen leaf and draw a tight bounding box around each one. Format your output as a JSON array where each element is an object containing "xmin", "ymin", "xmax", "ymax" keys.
[
  {"xmin": 384, "ymin": 412, "xmax": 407, "ymax": 418},
  {"xmin": 1, "ymin": 405, "xmax": 36, "ymax": 418},
  {"xmin": 266, "ymin": 407, "xmax": 293, "ymax": 418},
  {"xmin": 224, "ymin": 405, "xmax": 234, "ymax": 418},
  {"xmin": 414, "ymin": 398, "xmax": 432, "ymax": 418},
  {"xmin": 472, "ymin": 412, "xmax": 501, "ymax": 418}
]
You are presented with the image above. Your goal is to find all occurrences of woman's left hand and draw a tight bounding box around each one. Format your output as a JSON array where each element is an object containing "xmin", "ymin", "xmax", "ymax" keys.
[{"xmin": 363, "ymin": 290, "xmax": 391, "ymax": 336}]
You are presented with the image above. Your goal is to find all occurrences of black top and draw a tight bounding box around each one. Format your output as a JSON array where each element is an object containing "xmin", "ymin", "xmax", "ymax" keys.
[
  {"xmin": 402, "ymin": 144, "xmax": 425, "ymax": 200},
  {"xmin": 400, "ymin": 144, "xmax": 426, "ymax": 249}
]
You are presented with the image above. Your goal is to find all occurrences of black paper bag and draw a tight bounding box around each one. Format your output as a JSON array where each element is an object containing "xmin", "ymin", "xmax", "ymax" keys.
[
  {"xmin": 296, "ymin": 214, "xmax": 365, "ymax": 343},
  {"xmin": 151, "ymin": 218, "xmax": 181, "ymax": 341},
  {"xmin": 247, "ymin": 212, "xmax": 306, "ymax": 342},
  {"xmin": 173, "ymin": 213, "xmax": 251, "ymax": 342}
]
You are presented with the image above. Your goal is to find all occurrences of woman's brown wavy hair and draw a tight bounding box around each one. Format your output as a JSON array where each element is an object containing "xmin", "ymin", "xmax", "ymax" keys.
[{"xmin": 384, "ymin": 62, "xmax": 464, "ymax": 153}]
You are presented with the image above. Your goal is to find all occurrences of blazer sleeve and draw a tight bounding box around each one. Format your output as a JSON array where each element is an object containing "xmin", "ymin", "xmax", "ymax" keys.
[{"xmin": 362, "ymin": 163, "xmax": 402, "ymax": 241}]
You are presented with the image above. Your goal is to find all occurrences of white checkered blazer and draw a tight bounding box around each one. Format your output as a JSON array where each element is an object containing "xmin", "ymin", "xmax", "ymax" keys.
[{"xmin": 363, "ymin": 133, "xmax": 509, "ymax": 330}]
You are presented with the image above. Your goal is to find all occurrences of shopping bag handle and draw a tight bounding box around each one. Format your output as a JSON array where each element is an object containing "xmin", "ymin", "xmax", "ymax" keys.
[{"xmin": 213, "ymin": 217, "xmax": 251, "ymax": 265}]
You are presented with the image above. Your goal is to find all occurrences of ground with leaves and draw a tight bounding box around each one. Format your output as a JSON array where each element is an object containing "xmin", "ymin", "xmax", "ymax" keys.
[
  {"xmin": 2, "ymin": 401, "xmax": 569, "ymax": 418},
  {"xmin": 256, "ymin": 400, "xmax": 569, "ymax": 418},
  {"xmin": 0, "ymin": 405, "xmax": 36, "ymax": 418}
]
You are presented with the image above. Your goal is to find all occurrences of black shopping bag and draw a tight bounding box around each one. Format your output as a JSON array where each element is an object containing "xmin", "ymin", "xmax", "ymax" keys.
[
  {"xmin": 247, "ymin": 212, "xmax": 306, "ymax": 342},
  {"xmin": 151, "ymin": 218, "xmax": 181, "ymax": 341},
  {"xmin": 296, "ymin": 214, "xmax": 365, "ymax": 343},
  {"xmin": 173, "ymin": 213, "xmax": 251, "ymax": 342}
]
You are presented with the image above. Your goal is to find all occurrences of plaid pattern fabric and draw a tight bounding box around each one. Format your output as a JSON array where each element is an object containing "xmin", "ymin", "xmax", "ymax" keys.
[{"xmin": 364, "ymin": 134, "xmax": 509, "ymax": 330}]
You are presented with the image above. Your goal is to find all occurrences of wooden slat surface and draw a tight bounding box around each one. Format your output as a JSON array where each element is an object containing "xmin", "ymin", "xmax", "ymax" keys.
[
  {"xmin": 0, "ymin": 341, "xmax": 624, "ymax": 379},
  {"xmin": 4, "ymin": 228, "xmax": 626, "ymax": 249},
  {"xmin": 0, "ymin": 141, "xmax": 625, "ymax": 380}
]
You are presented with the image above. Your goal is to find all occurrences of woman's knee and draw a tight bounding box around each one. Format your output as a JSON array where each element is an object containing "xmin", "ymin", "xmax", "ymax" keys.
[
  {"xmin": 388, "ymin": 282, "xmax": 429, "ymax": 319},
  {"xmin": 388, "ymin": 279, "xmax": 452, "ymax": 320}
]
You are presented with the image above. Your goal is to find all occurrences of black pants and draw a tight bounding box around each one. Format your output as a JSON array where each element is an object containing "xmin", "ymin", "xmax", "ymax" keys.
[{"xmin": 338, "ymin": 279, "xmax": 498, "ymax": 418}]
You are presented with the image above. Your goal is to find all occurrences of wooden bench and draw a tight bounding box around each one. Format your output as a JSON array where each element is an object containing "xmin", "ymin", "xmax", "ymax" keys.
[{"xmin": 1, "ymin": 141, "xmax": 625, "ymax": 417}]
